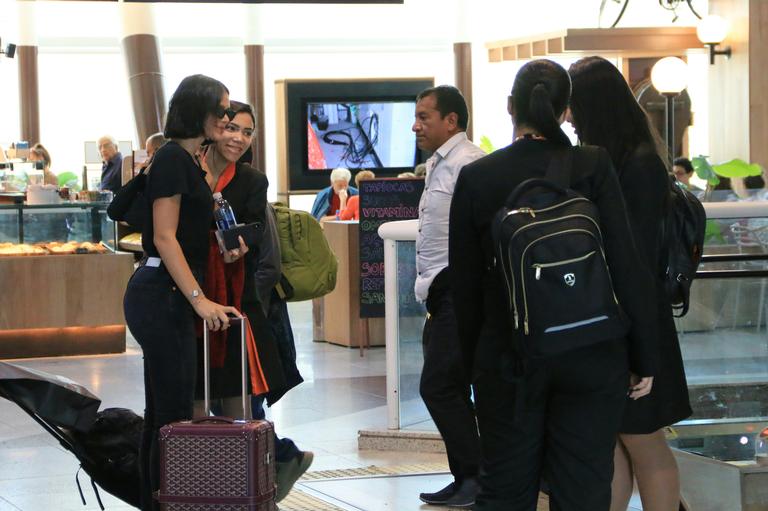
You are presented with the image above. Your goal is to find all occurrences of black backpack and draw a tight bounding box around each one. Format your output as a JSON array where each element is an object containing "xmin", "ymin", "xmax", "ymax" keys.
[
  {"xmin": 106, "ymin": 163, "xmax": 150, "ymax": 231},
  {"xmin": 661, "ymin": 176, "xmax": 706, "ymax": 317},
  {"xmin": 491, "ymin": 148, "xmax": 629, "ymax": 358},
  {"xmin": 70, "ymin": 407, "xmax": 143, "ymax": 509}
]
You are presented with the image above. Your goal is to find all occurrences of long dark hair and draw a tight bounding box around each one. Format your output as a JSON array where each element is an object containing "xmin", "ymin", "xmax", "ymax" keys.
[
  {"xmin": 510, "ymin": 59, "xmax": 572, "ymax": 147},
  {"xmin": 164, "ymin": 74, "xmax": 229, "ymax": 139},
  {"xmin": 568, "ymin": 56, "xmax": 663, "ymax": 169}
]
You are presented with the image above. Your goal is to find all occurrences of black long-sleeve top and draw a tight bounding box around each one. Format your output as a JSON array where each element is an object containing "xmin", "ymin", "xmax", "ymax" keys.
[
  {"xmin": 617, "ymin": 145, "xmax": 678, "ymax": 365},
  {"xmin": 219, "ymin": 162, "xmax": 268, "ymax": 307},
  {"xmin": 449, "ymin": 139, "xmax": 659, "ymax": 378},
  {"xmin": 617, "ymin": 145, "xmax": 667, "ymax": 280}
]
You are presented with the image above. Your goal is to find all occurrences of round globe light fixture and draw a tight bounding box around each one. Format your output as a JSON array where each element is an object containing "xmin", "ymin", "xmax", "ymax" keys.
[
  {"xmin": 697, "ymin": 14, "xmax": 729, "ymax": 44},
  {"xmin": 697, "ymin": 14, "xmax": 732, "ymax": 65},
  {"xmin": 651, "ymin": 57, "xmax": 688, "ymax": 95}
]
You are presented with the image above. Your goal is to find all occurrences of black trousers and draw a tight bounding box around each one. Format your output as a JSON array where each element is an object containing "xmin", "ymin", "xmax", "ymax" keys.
[
  {"xmin": 124, "ymin": 265, "xmax": 199, "ymax": 511},
  {"xmin": 420, "ymin": 277, "xmax": 480, "ymax": 482},
  {"xmin": 473, "ymin": 340, "xmax": 629, "ymax": 511}
]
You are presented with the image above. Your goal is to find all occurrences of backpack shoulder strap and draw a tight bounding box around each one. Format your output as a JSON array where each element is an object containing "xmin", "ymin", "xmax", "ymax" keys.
[{"xmin": 544, "ymin": 147, "xmax": 574, "ymax": 188}]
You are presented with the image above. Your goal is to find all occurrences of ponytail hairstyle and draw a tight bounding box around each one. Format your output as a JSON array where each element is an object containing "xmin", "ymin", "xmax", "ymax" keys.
[
  {"xmin": 568, "ymin": 56, "xmax": 664, "ymax": 169},
  {"xmin": 510, "ymin": 59, "xmax": 572, "ymax": 147}
]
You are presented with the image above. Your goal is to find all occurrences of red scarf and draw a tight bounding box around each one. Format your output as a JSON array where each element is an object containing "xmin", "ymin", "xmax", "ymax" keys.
[{"xmin": 196, "ymin": 160, "xmax": 269, "ymax": 395}]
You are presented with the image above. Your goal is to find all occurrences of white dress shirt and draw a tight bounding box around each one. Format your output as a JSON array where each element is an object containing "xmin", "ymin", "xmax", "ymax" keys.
[{"xmin": 414, "ymin": 132, "xmax": 486, "ymax": 302}]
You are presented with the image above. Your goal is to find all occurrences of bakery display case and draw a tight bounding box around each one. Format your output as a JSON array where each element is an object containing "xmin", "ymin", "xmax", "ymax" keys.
[
  {"xmin": 0, "ymin": 201, "xmax": 133, "ymax": 359},
  {"xmin": 0, "ymin": 201, "xmax": 117, "ymax": 247}
]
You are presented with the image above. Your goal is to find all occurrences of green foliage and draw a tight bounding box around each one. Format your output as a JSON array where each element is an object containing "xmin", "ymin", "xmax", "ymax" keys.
[
  {"xmin": 479, "ymin": 136, "xmax": 496, "ymax": 154},
  {"xmin": 57, "ymin": 171, "xmax": 81, "ymax": 192},
  {"xmin": 691, "ymin": 155, "xmax": 764, "ymax": 187},
  {"xmin": 711, "ymin": 159, "xmax": 763, "ymax": 178},
  {"xmin": 691, "ymin": 155, "xmax": 720, "ymax": 186},
  {"xmin": 705, "ymin": 219, "xmax": 725, "ymax": 244}
]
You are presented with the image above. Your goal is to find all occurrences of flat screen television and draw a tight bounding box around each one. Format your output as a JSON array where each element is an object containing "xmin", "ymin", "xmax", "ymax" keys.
[{"xmin": 279, "ymin": 78, "xmax": 433, "ymax": 191}]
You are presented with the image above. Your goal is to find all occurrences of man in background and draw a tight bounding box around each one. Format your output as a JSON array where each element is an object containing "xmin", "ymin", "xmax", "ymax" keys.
[
  {"xmin": 98, "ymin": 135, "xmax": 123, "ymax": 193},
  {"xmin": 145, "ymin": 132, "xmax": 167, "ymax": 159},
  {"xmin": 413, "ymin": 85, "xmax": 485, "ymax": 508},
  {"xmin": 672, "ymin": 157, "xmax": 694, "ymax": 188}
]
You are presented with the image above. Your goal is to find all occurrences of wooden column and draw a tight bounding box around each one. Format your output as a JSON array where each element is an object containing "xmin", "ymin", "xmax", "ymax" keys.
[
  {"xmin": 748, "ymin": 0, "xmax": 768, "ymax": 170},
  {"xmin": 122, "ymin": 34, "xmax": 165, "ymax": 145},
  {"xmin": 245, "ymin": 44, "xmax": 267, "ymax": 172},
  {"xmin": 17, "ymin": 46, "xmax": 40, "ymax": 145},
  {"xmin": 454, "ymin": 42, "xmax": 473, "ymax": 141}
]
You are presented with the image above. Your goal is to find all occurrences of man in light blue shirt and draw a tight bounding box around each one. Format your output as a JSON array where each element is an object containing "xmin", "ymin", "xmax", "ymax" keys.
[{"xmin": 413, "ymin": 85, "xmax": 485, "ymax": 508}]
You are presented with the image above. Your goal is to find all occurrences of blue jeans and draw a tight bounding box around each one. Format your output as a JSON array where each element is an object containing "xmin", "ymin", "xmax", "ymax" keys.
[{"xmin": 124, "ymin": 265, "xmax": 199, "ymax": 511}]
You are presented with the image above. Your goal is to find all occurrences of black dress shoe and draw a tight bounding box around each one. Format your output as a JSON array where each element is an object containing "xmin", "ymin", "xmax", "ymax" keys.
[
  {"xmin": 443, "ymin": 477, "xmax": 478, "ymax": 508},
  {"xmin": 419, "ymin": 481, "xmax": 457, "ymax": 504}
]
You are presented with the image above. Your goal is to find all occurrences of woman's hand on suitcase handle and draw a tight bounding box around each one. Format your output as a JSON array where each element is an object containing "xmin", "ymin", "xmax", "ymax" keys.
[
  {"xmin": 628, "ymin": 373, "xmax": 654, "ymax": 400},
  {"xmin": 193, "ymin": 298, "xmax": 242, "ymax": 331}
]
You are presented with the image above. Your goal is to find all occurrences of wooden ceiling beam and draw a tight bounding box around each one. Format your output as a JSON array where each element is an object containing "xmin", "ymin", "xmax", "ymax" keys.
[{"xmin": 486, "ymin": 27, "xmax": 702, "ymax": 62}]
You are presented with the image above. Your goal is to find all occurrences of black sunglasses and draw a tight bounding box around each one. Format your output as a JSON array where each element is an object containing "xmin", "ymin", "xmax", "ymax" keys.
[{"xmin": 215, "ymin": 105, "xmax": 237, "ymax": 121}]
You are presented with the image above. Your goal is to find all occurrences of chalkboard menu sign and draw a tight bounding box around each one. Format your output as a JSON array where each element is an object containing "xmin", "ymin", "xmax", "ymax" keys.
[{"xmin": 359, "ymin": 178, "xmax": 424, "ymax": 318}]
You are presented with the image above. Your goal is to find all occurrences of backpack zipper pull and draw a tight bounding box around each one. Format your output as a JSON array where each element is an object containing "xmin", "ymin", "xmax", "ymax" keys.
[
  {"xmin": 513, "ymin": 311, "xmax": 519, "ymax": 329},
  {"xmin": 524, "ymin": 318, "xmax": 529, "ymax": 335},
  {"xmin": 534, "ymin": 266, "xmax": 541, "ymax": 280},
  {"xmin": 507, "ymin": 207, "xmax": 537, "ymax": 217}
]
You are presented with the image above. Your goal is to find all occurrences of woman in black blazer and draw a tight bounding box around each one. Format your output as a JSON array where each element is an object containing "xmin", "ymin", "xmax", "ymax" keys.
[
  {"xmin": 192, "ymin": 101, "xmax": 287, "ymax": 417},
  {"xmin": 449, "ymin": 59, "xmax": 659, "ymax": 511},
  {"xmin": 568, "ymin": 56, "xmax": 692, "ymax": 511}
]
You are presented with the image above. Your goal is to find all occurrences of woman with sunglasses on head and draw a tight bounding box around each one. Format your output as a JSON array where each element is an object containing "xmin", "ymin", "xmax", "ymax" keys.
[
  {"xmin": 449, "ymin": 59, "xmax": 659, "ymax": 510},
  {"xmin": 195, "ymin": 101, "xmax": 313, "ymax": 502},
  {"xmin": 568, "ymin": 56, "xmax": 692, "ymax": 511},
  {"xmin": 123, "ymin": 74, "xmax": 246, "ymax": 511}
]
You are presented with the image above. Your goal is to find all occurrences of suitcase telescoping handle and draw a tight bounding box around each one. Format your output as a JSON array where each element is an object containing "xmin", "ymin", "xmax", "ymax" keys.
[{"xmin": 203, "ymin": 315, "xmax": 249, "ymax": 420}]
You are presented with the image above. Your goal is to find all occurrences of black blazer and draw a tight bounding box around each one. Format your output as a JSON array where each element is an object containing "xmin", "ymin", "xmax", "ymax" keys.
[
  {"xmin": 220, "ymin": 162, "xmax": 268, "ymax": 307},
  {"xmin": 449, "ymin": 139, "xmax": 659, "ymax": 378}
]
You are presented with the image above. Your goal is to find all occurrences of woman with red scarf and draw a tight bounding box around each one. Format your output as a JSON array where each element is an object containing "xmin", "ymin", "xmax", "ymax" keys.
[{"xmin": 192, "ymin": 101, "xmax": 287, "ymax": 418}]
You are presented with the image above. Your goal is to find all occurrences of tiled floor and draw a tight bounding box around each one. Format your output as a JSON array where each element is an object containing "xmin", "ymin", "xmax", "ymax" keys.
[
  {"xmin": 0, "ymin": 301, "xmax": 647, "ymax": 510},
  {"xmin": 0, "ymin": 301, "xmax": 449, "ymax": 510}
]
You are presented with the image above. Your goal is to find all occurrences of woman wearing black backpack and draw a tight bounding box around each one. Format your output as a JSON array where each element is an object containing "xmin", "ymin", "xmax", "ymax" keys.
[
  {"xmin": 568, "ymin": 56, "xmax": 692, "ymax": 511},
  {"xmin": 449, "ymin": 59, "xmax": 658, "ymax": 510}
]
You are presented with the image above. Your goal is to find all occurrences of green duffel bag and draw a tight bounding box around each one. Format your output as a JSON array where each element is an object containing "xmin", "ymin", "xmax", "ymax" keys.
[{"xmin": 272, "ymin": 203, "xmax": 338, "ymax": 302}]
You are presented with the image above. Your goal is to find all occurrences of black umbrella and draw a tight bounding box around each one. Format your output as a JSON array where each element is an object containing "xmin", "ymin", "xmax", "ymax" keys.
[
  {"xmin": 0, "ymin": 361, "xmax": 101, "ymax": 432},
  {"xmin": 0, "ymin": 361, "xmax": 141, "ymax": 509}
]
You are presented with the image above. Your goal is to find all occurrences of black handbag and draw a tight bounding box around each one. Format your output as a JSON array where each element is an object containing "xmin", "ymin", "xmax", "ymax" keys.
[{"xmin": 106, "ymin": 163, "xmax": 150, "ymax": 231}]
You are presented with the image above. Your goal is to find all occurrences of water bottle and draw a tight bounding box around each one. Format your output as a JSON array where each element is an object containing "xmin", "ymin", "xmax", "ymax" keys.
[
  {"xmin": 213, "ymin": 192, "xmax": 237, "ymax": 231},
  {"xmin": 756, "ymin": 427, "xmax": 768, "ymax": 466}
]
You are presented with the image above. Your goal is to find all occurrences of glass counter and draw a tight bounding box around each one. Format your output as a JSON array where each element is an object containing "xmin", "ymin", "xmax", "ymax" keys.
[
  {"xmin": 379, "ymin": 203, "xmax": 768, "ymax": 446},
  {"xmin": 668, "ymin": 202, "xmax": 768, "ymax": 462},
  {"xmin": 0, "ymin": 201, "xmax": 117, "ymax": 249}
]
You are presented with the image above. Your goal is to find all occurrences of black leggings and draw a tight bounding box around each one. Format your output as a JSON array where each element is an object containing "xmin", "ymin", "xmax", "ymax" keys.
[
  {"xmin": 474, "ymin": 339, "xmax": 629, "ymax": 511},
  {"xmin": 124, "ymin": 265, "xmax": 199, "ymax": 511}
]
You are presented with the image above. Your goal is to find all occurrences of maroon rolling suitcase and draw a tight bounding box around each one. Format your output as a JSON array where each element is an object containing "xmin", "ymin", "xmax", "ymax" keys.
[{"xmin": 156, "ymin": 316, "xmax": 277, "ymax": 510}]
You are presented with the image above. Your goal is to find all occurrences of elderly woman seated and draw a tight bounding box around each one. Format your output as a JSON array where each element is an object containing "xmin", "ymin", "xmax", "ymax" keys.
[
  {"xmin": 339, "ymin": 170, "xmax": 375, "ymax": 221},
  {"xmin": 310, "ymin": 167, "xmax": 358, "ymax": 221}
]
